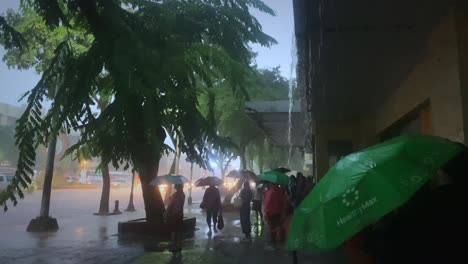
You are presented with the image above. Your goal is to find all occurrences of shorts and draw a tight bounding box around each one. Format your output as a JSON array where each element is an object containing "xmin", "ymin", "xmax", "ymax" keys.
[{"xmin": 252, "ymin": 200, "xmax": 262, "ymax": 211}]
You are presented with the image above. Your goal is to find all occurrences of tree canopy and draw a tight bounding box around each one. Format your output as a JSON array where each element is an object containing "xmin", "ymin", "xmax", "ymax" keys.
[
  {"xmin": 0, "ymin": 0, "xmax": 277, "ymax": 216},
  {"xmin": 198, "ymin": 66, "xmax": 291, "ymax": 171}
]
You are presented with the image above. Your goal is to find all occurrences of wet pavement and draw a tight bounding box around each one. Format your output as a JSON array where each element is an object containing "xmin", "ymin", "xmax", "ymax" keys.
[{"xmin": 0, "ymin": 189, "xmax": 345, "ymax": 264}]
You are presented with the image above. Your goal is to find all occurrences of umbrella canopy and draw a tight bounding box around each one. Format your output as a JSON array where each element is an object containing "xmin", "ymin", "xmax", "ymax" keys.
[
  {"xmin": 259, "ymin": 170, "xmax": 289, "ymax": 185},
  {"xmin": 286, "ymin": 171, "xmax": 298, "ymax": 177},
  {"xmin": 195, "ymin": 176, "xmax": 223, "ymax": 187},
  {"xmin": 150, "ymin": 174, "xmax": 189, "ymax": 186},
  {"xmin": 226, "ymin": 169, "xmax": 257, "ymax": 181},
  {"xmin": 274, "ymin": 167, "xmax": 291, "ymax": 173},
  {"xmin": 286, "ymin": 135, "xmax": 464, "ymax": 251}
]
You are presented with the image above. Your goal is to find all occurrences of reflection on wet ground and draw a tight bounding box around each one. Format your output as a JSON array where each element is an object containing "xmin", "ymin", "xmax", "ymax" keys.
[{"xmin": 0, "ymin": 189, "xmax": 345, "ymax": 264}]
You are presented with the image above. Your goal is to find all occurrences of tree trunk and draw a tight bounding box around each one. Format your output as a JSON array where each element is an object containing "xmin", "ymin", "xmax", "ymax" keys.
[
  {"xmin": 221, "ymin": 167, "xmax": 226, "ymax": 181},
  {"xmin": 125, "ymin": 172, "xmax": 136, "ymax": 211},
  {"xmin": 98, "ymin": 164, "xmax": 111, "ymax": 214},
  {"xmin": 39, "ymin": 135, "xmax": 58, "ymax": 218},
  {"xmin": 240, "ymin": 144, "xmax": 247, "ymax": 170},
  {"xmin": 188, "ymin": 163, "xmax": 193, "ymax": 205},
  {"xmin": 164, "ymin": 153, "xmax": 177, "ymax": 204},
  {"xmin": 223, "ymin": 178, "xmax": 244, "ymax": 205},
  {"xmin": 165, "ymin": 137, "xmax": 180, "ymax": 204},
  {"xmin": 223, "ymin": 144, "xmax": 246, "ymax": 205},
  {"xmin": 140, "ymin": 160, "xmax": 165, "ymax": 223},
  {"xmin": 258, "ymin": 154, "xmax": 264, "ymax": 174}
]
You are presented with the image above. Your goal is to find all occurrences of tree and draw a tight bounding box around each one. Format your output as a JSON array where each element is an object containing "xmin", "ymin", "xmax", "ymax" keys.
[
  {"xmin": 201, "ymin": 66, "xmax": 290, "ymax": 169},
  {"xmin": 1, "ymin": 7, "xmax": 113, "ymax": 217},
  {"xmin": 0, "ymin": 0, "xmax": 276, "ymax": 226},
  {"xmin": 0, "ymin": 14, "xmax": 26, "ymax": 51},
  {"xmin": 197, "ymin": 66, "xmax": 291, "ymax": 205},
  {"xmin": 210, "ymin": 149, "xmax": 236, "ymax": 180},
  {"xmin": 248, "ymin": 66, "xmax": 290, "ymax": 100},
  {"xmin": 91, "ymin": 93, "xmax": 112, "ymax": 215}
]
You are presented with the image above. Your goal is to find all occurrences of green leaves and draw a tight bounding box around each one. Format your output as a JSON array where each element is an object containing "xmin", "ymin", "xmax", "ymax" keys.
[
  {"xmin": 0, "ymin": 38, "xmax": 73, "ymax": 210},
  {"xmin": 1, "ymin": 0, "xmax": 277, "ymax": 210},
  {"xmin": 0, "ymin": 15, "xmax": 26, "ymax": 50},
  {"xmin": 1, "ymin": 7, "xmax": 93, "ymax": 72}
]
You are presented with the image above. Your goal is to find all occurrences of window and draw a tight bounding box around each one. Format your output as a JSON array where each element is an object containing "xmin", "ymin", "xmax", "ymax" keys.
[{"xmin": 0, "ymin": 176, "xmax": 4, "ymax": 182}]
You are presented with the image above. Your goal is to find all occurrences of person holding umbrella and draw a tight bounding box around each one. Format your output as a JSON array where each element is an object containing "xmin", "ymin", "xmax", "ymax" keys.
[
  {"xmin": 259, "ymin": 170, "xmax": 290, "ymax": 247},
  {"xmin": 239, "ymin": 181, "xmax": 253, "ymax": 240},
  {"xmin": 264, "ymin": 182, "xmax": 287, "ymax": 246},
  {"xmin": 166, "ymin": 184, "xmax": 185, "ymax": 253},
  {"xmin": 197, "ymin": 177, "xmax": 222, "ymax": 235},
  {"xmin": 286, "ymin": 135, "xmax": 466, "ymax": 262},
  {"xmin": 252, "ymin": 183, "xmax": 265, "ymax": 226},
  {"xmin": 150, "ymin": 174, "xmax": 189, "ymax": 253}
]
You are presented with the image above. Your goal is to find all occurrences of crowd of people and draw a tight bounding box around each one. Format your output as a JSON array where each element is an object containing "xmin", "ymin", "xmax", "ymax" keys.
[
  {"xmin": 198, "ymin": 172, "xmax": 315, "ymax": 246},
  {"xmin": 164, "ymin": 171, "xmax": 316, "ymax": 253},
  {"xmin": 164, "ymin": 148, "xmax": 468, "ymax": 262},
  {"xmin": 164, "ymin": 160, "xmax": 468, "ymax": 262}
]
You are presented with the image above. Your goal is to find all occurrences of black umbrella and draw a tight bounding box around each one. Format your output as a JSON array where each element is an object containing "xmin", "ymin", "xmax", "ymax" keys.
[
  {"xmin": 195, "ymin": 176, "xmax": 223, "ymax": 187},
  {"xmin": 273, "ymin": 167, "xmax": 291, "ymax": 173},
  {"xmin": 226, "ymin": 169, "xmax": 258, "ymax": 181}
]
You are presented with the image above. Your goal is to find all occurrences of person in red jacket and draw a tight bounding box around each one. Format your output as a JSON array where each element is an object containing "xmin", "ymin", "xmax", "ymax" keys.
[{"xmin": 264, "ymin": 183, "xmax": 286, "ymax": 245}]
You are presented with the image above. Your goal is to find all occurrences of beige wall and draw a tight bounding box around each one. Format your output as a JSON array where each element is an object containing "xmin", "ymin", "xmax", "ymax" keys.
[{"xmin": 371, "ymin": 12, "xmax": 464, "ymax": 143}]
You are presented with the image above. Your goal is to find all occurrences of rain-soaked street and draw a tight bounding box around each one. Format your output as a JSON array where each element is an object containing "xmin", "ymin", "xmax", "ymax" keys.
[{"xmin": 0, "ymin": 189, "xmax": 345, "ymax": 264}]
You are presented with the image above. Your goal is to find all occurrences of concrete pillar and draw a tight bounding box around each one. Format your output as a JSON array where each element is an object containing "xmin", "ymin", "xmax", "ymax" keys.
[
  {"xmin": 314, "ymin": 120, "xmax": 329, "ymax": 180},
  {"xmin": 455, "ymin": 2, "xmax": 468, "ymax": 145}
]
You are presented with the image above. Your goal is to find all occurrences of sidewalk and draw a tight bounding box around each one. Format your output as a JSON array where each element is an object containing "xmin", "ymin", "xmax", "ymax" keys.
[{"xmin": 0, "ymin": 189, "xmax": 345, "ymax": 264}]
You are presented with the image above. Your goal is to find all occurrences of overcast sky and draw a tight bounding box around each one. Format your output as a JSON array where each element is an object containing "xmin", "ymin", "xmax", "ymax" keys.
[{"xmin": 0, "ymin": 0, "xmax": 294, "ymax": 106}]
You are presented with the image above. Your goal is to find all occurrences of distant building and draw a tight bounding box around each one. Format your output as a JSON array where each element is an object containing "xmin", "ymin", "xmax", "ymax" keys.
[{"xmin": 0, "ymin": 102, "xmax": 25, "ymax": 127}]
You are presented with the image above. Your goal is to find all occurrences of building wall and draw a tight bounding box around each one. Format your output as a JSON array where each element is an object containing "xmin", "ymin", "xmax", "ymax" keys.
[
  {"xmin": 0, "ymin": 103, "xmax": 25, "ymax": 127},
  {"xmin": 314, "ymin": 120, "xmax": 363, "ymax": 177},
  {"xmin": 371, "ymin": 12, "xmax": 464, "ymax": 143},
  {"xmin": 313, "ymin": 12, "xmax": 466, "ymax": 179}
]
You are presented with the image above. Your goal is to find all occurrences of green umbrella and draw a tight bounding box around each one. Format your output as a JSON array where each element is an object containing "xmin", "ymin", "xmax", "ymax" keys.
[
  {"xmin": 259, "ymin": 170, "xmax": 289, "ymax": 185},
  {"xmin": 286, "ymin": 134, "xmax": 464, "ymax": 251}
]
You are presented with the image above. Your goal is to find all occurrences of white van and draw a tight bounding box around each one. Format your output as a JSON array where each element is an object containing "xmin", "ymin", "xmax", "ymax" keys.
[{"xmin": 0, "ymin": 173, "xmax": 14, "ymax": 192}]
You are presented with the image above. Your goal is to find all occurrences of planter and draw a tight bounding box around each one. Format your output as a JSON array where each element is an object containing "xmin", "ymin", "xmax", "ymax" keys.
[{"xmin": 118, "ymin": 217, "xmax": 196, "ymax": 236}]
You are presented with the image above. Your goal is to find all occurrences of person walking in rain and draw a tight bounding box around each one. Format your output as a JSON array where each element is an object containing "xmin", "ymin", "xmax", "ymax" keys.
[
  {"xmin": 239, "ymin": 181, "xmax": 253, "ymax": 240},
  {"xmin": 201, "ymin": 184, "xmax": 221, "ymax": 235},
  {"xmin": 166, "ymin": 184, "xmax": 185, "ymax": 253},
  {"xmin": 253, "ymin": 183, "xmax": 264, "ymax": 226},
  {"xmin": 264, "ymin": 182, "xmax": 286, "ymax": 247},
  {"xmin": 295, "ymin": 172, "xmax": 307, "ymax": 205}
]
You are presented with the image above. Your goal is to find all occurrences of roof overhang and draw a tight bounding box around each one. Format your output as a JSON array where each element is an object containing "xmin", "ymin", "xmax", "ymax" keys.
[
  {"xmin": 245, "ymin": 100, "xmax": 304, "ymax": 147},
  {"xmin": 293, "ymin": 0, "xmax": 450, "ymax": 121}
]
